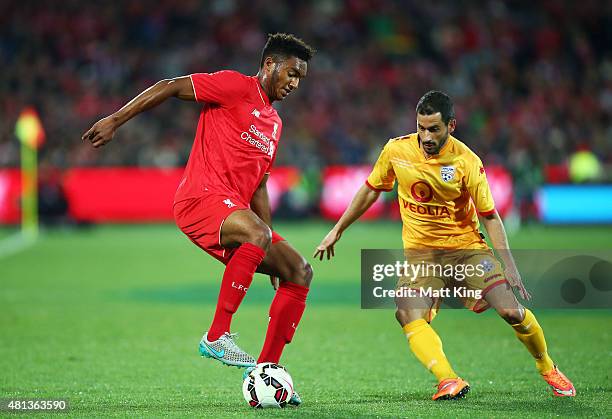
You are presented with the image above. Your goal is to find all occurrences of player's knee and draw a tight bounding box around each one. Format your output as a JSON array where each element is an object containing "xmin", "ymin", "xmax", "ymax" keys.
[
  {"xmin": 302, "ymin": 262, "xmax": 313, "ymax": 287},
  {"xmin": 289, "ymin": 260, "xmax": 313, "ymax": 287},
  {"xmin": 245, "ymin": 224, "xmax": 272, "ymax": 250},
  {"xmin": 497, "ymin": 307, "xmax": 523, "ymax": 324},
  {"xmin": 395, "ymin": 308, "xmax": 427, "ymax": 326}
]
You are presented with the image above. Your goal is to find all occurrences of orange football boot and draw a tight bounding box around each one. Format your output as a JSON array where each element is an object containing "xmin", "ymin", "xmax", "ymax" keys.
[
  {"xmin": 432, "ymin": 378, "xmax": 470, "ymax": 400},
  {"xmin": 541, "ymin": 366, "xmax": 576, "ymax": 397}
]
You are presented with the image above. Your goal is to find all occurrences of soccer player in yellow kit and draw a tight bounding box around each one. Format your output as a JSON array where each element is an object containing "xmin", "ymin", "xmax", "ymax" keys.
[{"xmin": 315, "ymin": 91, "xmax": 575, "ymax": 400}]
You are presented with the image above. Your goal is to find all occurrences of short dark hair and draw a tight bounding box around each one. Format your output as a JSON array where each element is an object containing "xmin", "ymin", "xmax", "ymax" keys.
[
  {"xmin": 259, "ymin": 33, "xmax": 315, "ymax": 68},
  {"xmin": 416, "ymin": 91, "xmax": 455, "ymax": 124}
]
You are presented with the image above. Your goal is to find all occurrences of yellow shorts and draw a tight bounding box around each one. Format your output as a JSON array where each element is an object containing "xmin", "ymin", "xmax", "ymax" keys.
[{"xmin": 396, "ymin": 249, "xmax": 508, "ymax": 319}]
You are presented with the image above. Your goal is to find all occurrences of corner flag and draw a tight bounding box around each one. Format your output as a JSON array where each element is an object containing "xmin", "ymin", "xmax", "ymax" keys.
[{"xmin": 15, "ymin": 107, "xmax": 45, "ymax": 238}]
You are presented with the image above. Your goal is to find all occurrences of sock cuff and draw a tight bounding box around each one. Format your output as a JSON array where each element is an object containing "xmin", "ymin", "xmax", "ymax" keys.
[
  {"xmin": 512, "ymin": 308, "xmax": 538, "ymax": 333},
  {"xmin": 236, "ymin": 242, "xmax": 266, "ymax": 263},
  {"xmin": 403, "ymin": 318, "xmax": 428, "ymax": 335},
  {"xmin": 278, "ymin": 281, "xmax": 309, "ymax": 299}
]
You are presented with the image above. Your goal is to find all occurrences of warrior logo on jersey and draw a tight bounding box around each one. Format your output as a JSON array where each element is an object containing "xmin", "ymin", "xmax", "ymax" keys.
[{"xmin": 441, "ymin": 166, "xmax": 455, "ymax": 182}]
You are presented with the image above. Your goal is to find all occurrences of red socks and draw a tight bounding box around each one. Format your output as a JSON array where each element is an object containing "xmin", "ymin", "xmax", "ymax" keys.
[
  {"xmin": 207, "ymin": 243, "xmax": 266, "ymax": 341},
  {"xmin": 258, "ymin": 281, "xmax": 309, "ymax": 363},
  {"xmin": 207, "ymin": 241, "xmax": 310, "ymax": 364}
]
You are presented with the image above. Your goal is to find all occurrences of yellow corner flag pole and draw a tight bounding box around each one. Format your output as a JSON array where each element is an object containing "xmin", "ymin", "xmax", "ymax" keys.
[{"xmin": 15, "ymin": 107, "xmax": 45, "ymax": 239}]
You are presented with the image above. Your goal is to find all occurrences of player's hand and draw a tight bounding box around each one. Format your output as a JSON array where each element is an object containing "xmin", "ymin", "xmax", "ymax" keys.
[
  {"xmin": 504, "ymin": 265, "xmax": 531, "ymax": 301},
  {"xmin": 313, "ymin": 228, "xmax": 342, "ymax": 261},
  {"xmin": 82, "ymin": 116, "xmax": 118, "ymax": 148},
  {"xmin": 270, "ymin": 275, "xmax": 279, "ymax": 290}
]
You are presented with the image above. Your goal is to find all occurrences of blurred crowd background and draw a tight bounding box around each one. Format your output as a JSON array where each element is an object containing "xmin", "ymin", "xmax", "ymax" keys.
[{"xmin": 1, "ymin": 0, "xmax": 611, "ymax": 220}]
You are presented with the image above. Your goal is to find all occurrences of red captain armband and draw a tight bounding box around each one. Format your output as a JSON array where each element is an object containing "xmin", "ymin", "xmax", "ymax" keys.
[
  {"xmin": 365, "ymin": 180, "xmax": 393, "ymax": 192},
  {"xmin": 478, "ymin": 208, "xmax": 496, "ymax": 217}
]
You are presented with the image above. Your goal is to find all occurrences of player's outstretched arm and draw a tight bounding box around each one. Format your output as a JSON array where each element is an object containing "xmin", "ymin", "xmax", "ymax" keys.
[
  {"xmin": 480, "ymin": 211, "xmax": 531, "ymax": 301},
  {"xmin": 82, "ymin": 76, "xmax": 195, "ymax": 148},
  {"xmin": 314, "ymin": 185, "xmax": 380, "ymax": 261}
]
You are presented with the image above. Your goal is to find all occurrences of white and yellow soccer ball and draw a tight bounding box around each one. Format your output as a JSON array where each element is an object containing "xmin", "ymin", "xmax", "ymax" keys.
[{"xmin": 242, "ymin": 363, "xmax": 293, "ymax": 408}]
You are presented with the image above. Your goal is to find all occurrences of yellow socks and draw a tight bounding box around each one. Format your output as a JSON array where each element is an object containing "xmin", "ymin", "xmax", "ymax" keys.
[
  {"xmin": 403, "ymin": 319, "xmax": 457, "ymax": 382},
  {"xmin": 511, "ymin": 309, "xmax": 554, "ymax": 374},
  {"xmin": 403, "ymin": 311, "xmax": 554, "ymax": 381}
]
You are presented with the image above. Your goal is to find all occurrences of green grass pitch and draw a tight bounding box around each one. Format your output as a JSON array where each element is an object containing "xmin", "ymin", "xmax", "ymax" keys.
[{"xmin": 1, "ymin": 222, "xmax": 611, "ymax": 417}]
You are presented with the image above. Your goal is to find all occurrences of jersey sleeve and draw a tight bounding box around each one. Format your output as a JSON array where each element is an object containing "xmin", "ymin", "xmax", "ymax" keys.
[
  {"xmin": 189, "ymin": 71, "xmax": 249, "ymax": 106},
  {"xmin": 465, "ymin": 156, "xmax": 496, "ymax": 216},
  {"xmin": 366, "ymin": 142, "xmax": 396, "ymax": 192}
]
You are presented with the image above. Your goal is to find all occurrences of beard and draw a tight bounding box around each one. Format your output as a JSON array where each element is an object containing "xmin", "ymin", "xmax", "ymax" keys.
[{"xmin": 421, "ymin": 130, "xmax": 448, "ymax": 155}]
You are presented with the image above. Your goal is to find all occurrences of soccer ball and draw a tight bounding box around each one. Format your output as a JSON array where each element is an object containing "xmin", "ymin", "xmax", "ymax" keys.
[{"xmin": 242, "ymin": 363, "xmax": 294, "ymax": 408}]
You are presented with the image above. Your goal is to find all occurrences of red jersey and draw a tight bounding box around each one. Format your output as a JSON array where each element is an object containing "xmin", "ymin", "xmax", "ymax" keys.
[{"xmin": 174, "ymin": 71, "xmax": 282, "ymax": 205}]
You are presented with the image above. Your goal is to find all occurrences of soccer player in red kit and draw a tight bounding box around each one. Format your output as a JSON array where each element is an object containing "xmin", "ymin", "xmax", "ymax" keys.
[{"xmin": 83, "ymin": 34, "xmax": 315, "ymax": 404}]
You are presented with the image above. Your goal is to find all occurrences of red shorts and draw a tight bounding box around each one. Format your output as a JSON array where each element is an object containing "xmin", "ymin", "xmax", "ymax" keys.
[{"xmin": 173, "ymin": 191, "xmax": 284, "ymax": 264}]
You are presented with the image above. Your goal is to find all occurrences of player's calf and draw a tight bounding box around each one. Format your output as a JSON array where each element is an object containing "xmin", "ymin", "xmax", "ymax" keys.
[
  {"xmin": 258, "ymin": 281, "xmax": 309, "ymax": 364},
  {"xmin": 207, "ymin": 242, "xmax": 266, "ymax": 340}
]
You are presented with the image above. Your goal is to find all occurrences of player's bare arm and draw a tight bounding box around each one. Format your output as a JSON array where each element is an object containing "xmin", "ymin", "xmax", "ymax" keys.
[
  {"xmin": 250, "ymin": 174, "xmax": 278, "ymax": 289},
  {"xmin": 82, "ymin": 76, "xmax": 195, "ymax": 148},
  {"xmin": 314, "ymin": 185, "xmax": 380, "ymax": 261},
  {"xmin": 480, "ymin": 211, "xmax": 531, "ymax": 301}
]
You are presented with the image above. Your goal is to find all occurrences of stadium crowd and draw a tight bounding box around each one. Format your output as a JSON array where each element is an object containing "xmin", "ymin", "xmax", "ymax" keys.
[{"xmin": 1, "ymin": 0, "xmax": 611, "ymax": 182}]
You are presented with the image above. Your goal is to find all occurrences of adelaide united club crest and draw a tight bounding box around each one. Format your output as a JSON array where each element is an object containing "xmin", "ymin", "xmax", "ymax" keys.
[{"xmin": 440, "ymin": 166, "xmax": 455, "ymax": 182}]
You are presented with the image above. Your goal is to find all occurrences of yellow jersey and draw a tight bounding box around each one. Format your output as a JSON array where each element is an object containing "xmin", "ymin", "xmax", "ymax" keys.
[{"xmin": 366, "ymin": 133, "xmax": 495, "ymax": 249}]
